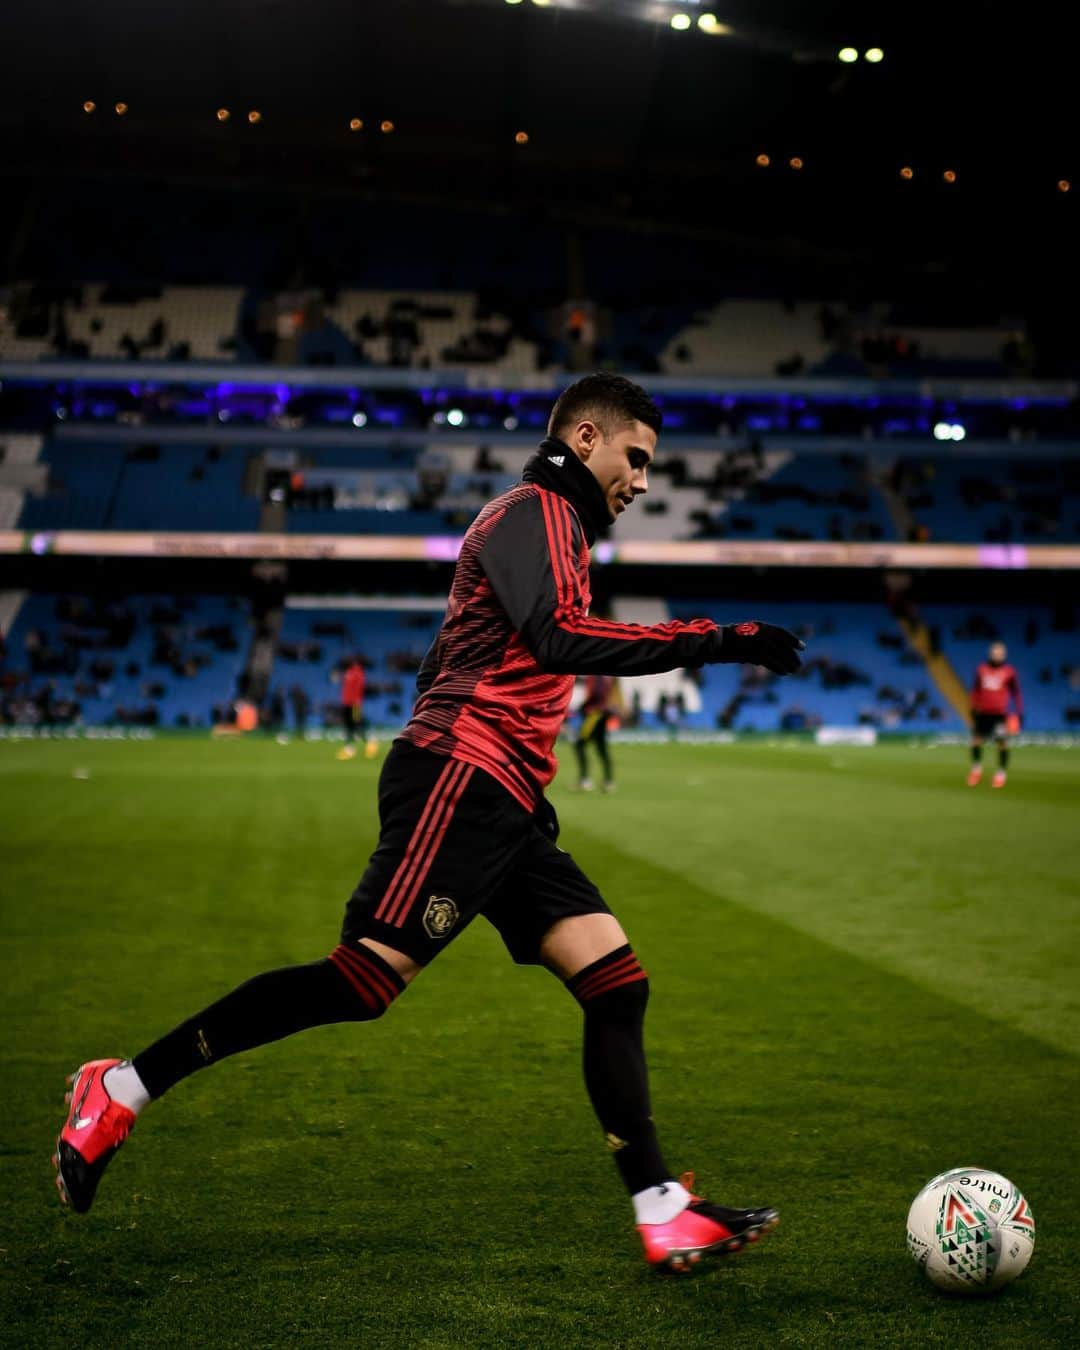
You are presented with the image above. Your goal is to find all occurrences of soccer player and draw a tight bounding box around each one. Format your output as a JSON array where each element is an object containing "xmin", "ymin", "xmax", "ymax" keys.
[
  {"xmin": 54, "ymin": 374, "xmax": 804, "ymax": 1273},
  {"xmin": 336, "ymin": 656, "xmax": 375, "ymax": 761},
  {"xmin": 574, "ymin": 673, "xmax": 618, "ymax": 792},
  {"xmin": 967, "ymin": 640, "xmax": 1023, "ymax": 789}
]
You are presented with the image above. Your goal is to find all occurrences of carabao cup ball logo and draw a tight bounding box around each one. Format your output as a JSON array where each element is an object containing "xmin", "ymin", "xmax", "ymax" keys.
[{"xmin": 906, "ymin": 1167, "xmax": 1035, "ymax": 1295}]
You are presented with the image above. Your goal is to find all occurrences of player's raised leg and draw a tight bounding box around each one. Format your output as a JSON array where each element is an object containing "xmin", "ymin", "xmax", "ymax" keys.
[
  {"xmin": 540, "ymin": 913, "xmax": 778, "ymax": 1272},
  {"xmin": 54, "ymin": 940, "xmax": 416, "ymax": 1213}
]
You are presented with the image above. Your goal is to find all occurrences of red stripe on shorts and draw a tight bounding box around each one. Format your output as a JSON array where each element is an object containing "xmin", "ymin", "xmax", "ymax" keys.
[{"xmin": 388, "ymin": 762, "xmax": 475, "ymax": 928}]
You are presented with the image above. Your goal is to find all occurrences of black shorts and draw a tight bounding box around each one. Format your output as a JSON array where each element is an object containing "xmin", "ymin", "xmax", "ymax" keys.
[
  {"xmin": 971, "ymin": 711, "xmax": 1006, "ymax": 739},
  {"xmin": 341, "ymin": 741, "xmax": 611, "ymax": 966}
]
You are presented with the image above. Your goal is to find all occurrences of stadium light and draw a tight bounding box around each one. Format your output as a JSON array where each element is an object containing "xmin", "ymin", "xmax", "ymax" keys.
[
  {"xmin": 446, "ymin": 408, "xmax": 466, "ymax": 428},
  {"xmin": 504, "ymin": 0, "xmax": 524, "ymax": 5},
  {"xmin": 670, "ymin": 13, "xmax": 692, "ymax": 30},
  {"xmin": 951, "ymin": 424, "xmax": 967, "ymax": 441},
  {"xmin": 838, "ymin": 47, "xmax": 858, "ymax": 63},
  {"xmin": 698, "ymin": 14, "xmax": 732, "ymax": 35},
  {"xmin": 943, "ymin": 169, "xmax": 957, "ymax": 183},
  {"xmin": 114, "ymin": 102, "xmax": 128, "ymax": 116},
  {"xmin": 900, "ymin": 166, "xmax": 914, "ymax": 180},
  {"xmin": 83, "ymin": 101, "xmax": 96, "ymax": 114},
  {"xmin": 380, "ymin": 119, "xmax": 394, "ymax": 133},
  {"xmin": 248, "ymin": 110, "xmax": 262, "ymax": 124},
  {"xmin": 503, "ymin": 415, "xmax": 519, "ymax": 431},
  {"xmin": 216, "ymin": 108, "xmax": 230, "ymax": 122},
  {"xmin": 351, "ymin": 411, "xmax": 368, "ymax": 428},
  {"xmin": 755, "ymin": 153, "xmax": 770, "ymax": 167},
  {"xmin": 349, "ymin": 118, "xmax": 363, "ymax": 131},
  {"xmin": 1058, "ymin": 179, "xmax": 1071, "ymax": 193},
  {"xmin": 515, "ymin": 130, "xmax": 529, "ymax": 145},
  {"xmin": 864, "ymin": 47, "xmax": 884, "ymax": 62},
  {"xmin": 934, "ymin": 421, "xmax": 966, "ymax": 441},
  {"xmin": 789, "ymin": 156, "xmax": 804, "ymax": 170}
]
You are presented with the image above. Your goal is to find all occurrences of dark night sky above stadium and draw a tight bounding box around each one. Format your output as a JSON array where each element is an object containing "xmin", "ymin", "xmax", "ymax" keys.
[{"xmin": 1, "ymin": 0, "xmax": 1070, "ymax": 269}]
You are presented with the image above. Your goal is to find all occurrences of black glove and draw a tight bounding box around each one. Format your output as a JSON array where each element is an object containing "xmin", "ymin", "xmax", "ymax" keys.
[{"xmin": 713, "ymin": 621, "xmax": 805, "ymax": 675}]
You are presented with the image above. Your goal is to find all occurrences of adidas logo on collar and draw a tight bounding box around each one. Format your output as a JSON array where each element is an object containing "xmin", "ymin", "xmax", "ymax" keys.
[{"xmin": 548, "ymin": 453, "xmax": 565, "ymax": 466}]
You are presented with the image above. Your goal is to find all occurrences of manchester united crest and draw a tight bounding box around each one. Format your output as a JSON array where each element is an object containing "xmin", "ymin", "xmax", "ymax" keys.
[{"xmin": 423, "ymin": 895, "xmax": 460, "ymax": 939}]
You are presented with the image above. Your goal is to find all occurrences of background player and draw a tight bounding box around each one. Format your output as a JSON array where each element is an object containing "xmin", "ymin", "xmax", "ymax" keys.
[
  {"xmin": 574, "ymin": 674, "xmax": 619, "ymax": 792},
  {"xmin": 53, "ymin": 374, "xmax": 804, "ymax": 1273},
  {"xmin": 968, "ymin": 640, "xmax": 1023, "ymax": 788},
  {"xmin": 336, "ymin": 656, "xmax": 376, "ymax": 760}
]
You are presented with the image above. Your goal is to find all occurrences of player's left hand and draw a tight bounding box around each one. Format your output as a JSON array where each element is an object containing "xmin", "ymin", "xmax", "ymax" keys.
[{"xmin": 716, "ymin": 621, "xmax": 805, "ymax": 675}]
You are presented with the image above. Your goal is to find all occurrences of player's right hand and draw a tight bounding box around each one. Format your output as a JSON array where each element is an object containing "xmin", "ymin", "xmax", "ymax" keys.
[{"xmin": 715, "ymin": 621, "xmax": 805, "ymax": 674}]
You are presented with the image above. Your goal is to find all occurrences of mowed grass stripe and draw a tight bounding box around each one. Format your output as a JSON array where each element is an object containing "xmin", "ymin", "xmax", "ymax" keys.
[{"xmin": 556, "ymin": 744, "xmax": 1080, "ymax": 1055}]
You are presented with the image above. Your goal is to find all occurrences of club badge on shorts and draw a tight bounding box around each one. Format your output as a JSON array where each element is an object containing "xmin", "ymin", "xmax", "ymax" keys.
[{"xmin": 423, "ymin": 895, "xmax": 460, "ymax": 940}]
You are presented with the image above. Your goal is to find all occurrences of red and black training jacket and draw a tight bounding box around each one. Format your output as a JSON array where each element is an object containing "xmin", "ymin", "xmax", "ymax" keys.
[{"xmin": 400, "ymin": 437, "xmax": 723, "ymax": 809}]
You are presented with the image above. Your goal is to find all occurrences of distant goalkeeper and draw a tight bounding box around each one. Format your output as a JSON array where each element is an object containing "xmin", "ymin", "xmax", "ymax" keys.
[{"xmin": 967, "ymin": 641, "xmax": 1023, "ymax": 789}]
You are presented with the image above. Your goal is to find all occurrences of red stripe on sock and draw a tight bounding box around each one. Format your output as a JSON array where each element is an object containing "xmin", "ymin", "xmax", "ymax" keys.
[
  {"xmin": 579, "ymin": 966, "xmax": 648, "ymax": 1001},
  {"xmin": 576, "ymin": 953, "xmax": 640, "ymax": 999},
  {"xmin": 391, "ymin": 764, "xmax": 474, "ymax": 928},
  {"xmin": 327, "ymin": 947, "xmax": 381, "ymax": 1013},
  {"xmin": 375, "ymin": 759, "xmax": 463, "ymax": 923},
  {"xmin": 332, "ymin": 944, "xmax": 400, "ymax": 1006},
  {"xmin": 334, "ymin": 945, "xmax": 399, "ymax": 1009}
]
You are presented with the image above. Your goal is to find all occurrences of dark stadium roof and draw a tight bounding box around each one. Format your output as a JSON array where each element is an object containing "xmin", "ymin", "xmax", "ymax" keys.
[{"xmin": 0, "ymin": 0, "xmax": 1070, "ymax": 268}]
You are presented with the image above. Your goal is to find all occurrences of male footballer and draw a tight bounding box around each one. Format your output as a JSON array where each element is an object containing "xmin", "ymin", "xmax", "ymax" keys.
[
  {"xmin": 54, "ymin": 374, "xmax": 804, "ymax": 1273},
  {"xmin": 967, "ymin": 640, "xmax": 1022, "ymax": 788}
]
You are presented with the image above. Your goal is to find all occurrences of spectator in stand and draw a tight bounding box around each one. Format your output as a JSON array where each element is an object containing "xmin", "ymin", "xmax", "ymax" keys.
[{"xmin": 336, "ymin": 657, "xmax": 375, "ymax": 761}]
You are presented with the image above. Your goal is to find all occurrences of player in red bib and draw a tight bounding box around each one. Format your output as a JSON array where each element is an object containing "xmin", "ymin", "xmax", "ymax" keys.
[
  {"xmin": 967, "ymin": 641, "xmax": 1022, "ymax": 789},
  {"xmin": 336, "ymin": 657, "xmax": 376, "ymax": 761}
]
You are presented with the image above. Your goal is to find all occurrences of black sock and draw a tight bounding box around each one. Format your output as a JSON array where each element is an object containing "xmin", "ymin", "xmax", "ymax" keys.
[
  {"xmin": 132, "ymin": 944, "xmax": 405, "ymax": 1100},
  {"xmin": 971, "ymin": 743, "xmax": 983, "ymax": 763},
  {"xmin": 999, "ymin": 746, "xmax": 1010, "ymax": 770},
  {"xmin": 567, "ymin": 945, "xmax": 669, "ymax": 1195}
]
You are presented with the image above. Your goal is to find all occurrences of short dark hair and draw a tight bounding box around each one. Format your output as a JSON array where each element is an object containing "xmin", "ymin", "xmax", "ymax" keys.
[{"xmin": 547, "ymin": 372, "xmax": 662, "ymax": 440}]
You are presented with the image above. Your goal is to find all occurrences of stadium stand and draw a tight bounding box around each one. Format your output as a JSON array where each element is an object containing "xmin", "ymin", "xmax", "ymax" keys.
[
  {"xmin": 666, "ymin": 599, "xmax": 947, "ymax": 733},
  {"xmin": 894, "ymin": 456, "xmax": 1080, "ymax": 543},
  {"xmin": 18, "ymin": 440, "xmax": 262, "ymax": 532},
  {"xmin": 0, "ymin": 594, "xmax": 250, "ymax": 728},
  {"xmin": 271, "ymin": 602, "xmax": 441, "ymax": 732}
]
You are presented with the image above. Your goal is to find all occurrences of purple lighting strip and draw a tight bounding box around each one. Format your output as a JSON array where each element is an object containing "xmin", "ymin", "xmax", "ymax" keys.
[{"xmin": 978, "ymin": 545, "xmax": 1028, "ymax": 569}]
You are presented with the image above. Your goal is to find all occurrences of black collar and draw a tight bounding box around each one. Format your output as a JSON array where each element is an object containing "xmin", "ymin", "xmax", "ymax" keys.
[{"xmin": 521, "ymin": 437, "xmax": 612, "ymax": 546}]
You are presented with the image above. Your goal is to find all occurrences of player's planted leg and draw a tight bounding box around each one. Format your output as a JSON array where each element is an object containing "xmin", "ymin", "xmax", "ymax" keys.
[
  {"xmin": 54, "ymin": 943, "xmax": 407, "ymax": 1213},
  {"xmin": 564, "ymin": 942, "xmax": 778, "ymax": 1271},
  {"xmin": 967, "ymin": 738, "xmax": 984, "ymax": 787}
]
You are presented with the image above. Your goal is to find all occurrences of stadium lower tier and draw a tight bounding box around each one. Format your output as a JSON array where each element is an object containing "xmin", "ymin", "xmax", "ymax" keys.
[{"xmin": 4, "ymin": 594, "xmax": 1074, "ymax": 734}]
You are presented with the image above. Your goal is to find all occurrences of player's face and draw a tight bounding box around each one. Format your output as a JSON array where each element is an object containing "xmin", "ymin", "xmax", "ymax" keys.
[
  {"xmin": 573, "ymin": 419, "xmax": 657, "ymax": 521},
  {"xmin": 989, "ymin": 642, "xmax": 1007, "ymax": 664}
]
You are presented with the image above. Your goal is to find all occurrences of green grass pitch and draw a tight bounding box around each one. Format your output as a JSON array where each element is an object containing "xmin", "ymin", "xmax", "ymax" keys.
[{"xmin": 2, "ymin": 736, "xmax": 1079, "ymax": 1348}]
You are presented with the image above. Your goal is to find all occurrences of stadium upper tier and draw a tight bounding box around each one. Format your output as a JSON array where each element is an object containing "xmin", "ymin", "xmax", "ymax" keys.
[
  {"xmin": 8, "ymin": 433, "xmax": 1080, "ymax": 544},
  {"xmin": 0, "ymin": 281, "xmax": 1045, "ymax": 383}
]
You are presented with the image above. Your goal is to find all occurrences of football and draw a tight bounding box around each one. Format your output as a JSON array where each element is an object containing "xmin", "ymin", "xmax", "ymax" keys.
[{"xmin": 906, "ymin": 1168, "xmax": 1035, "ymax": 1295}]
